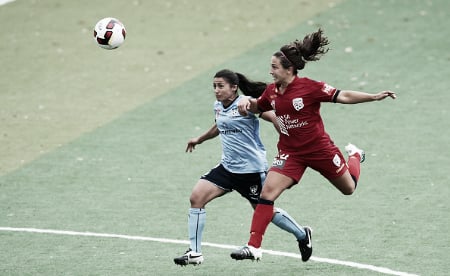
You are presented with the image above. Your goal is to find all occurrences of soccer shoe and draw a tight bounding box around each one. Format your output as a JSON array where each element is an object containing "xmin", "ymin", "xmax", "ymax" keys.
[
  {"xmin": 173, "ymin": 249, "xmax": 204, "ymax": 266},
  {"xmin": 230, "ymin": 244, "xmax": 262, "ymax": 261},
  {"xmin": 345, "ymin": 143, "xmax": 365, "ymax": 163},
  {"xmin": 298, "ymin": 226, "xmax": 313, "ymax": 262}
]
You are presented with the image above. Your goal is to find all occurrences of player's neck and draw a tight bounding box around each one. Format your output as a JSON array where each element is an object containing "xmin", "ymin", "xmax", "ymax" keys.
[
  {"xmin": 277, "ymin": 76, "xmax": 295, "ymax": 94},
  {"xmin": 222, "ymin": 95, "xmax": 238, "ymax": 108}
]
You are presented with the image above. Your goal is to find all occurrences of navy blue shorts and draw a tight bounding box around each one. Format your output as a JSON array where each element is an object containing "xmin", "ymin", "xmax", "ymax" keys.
[{"xmin": 201, "ymin": 164, "xmax": 266, "ymax": 204}]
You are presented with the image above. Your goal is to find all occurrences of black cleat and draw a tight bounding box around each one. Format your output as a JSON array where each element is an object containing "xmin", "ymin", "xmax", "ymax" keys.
[{"xmin": 298, "ymin": 226, "xmax": 313, "ymax": 262}]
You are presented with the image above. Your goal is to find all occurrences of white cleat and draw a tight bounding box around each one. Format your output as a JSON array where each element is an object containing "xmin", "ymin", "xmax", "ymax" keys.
[
  {"xmin": 174, "ymin": 249, "xmax": 204, "ymax": 266},
  {"xmin": 345, "ymin": 143, "xmax": 365, "ymax": 163},
  {"xmin": 230, "ymin": 244, "xmax": 262, "ymax": 261}
]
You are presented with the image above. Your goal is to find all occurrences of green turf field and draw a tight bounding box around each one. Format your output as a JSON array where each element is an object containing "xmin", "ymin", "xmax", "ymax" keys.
[{"xmin": 1, "ymin": 0, "xmax": 449, "ymax": 275}]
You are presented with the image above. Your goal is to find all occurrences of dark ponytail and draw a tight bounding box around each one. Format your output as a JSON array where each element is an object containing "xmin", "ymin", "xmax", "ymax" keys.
[
  {"xmin": 214, "ymin": 69, "xmax": 266, "ymax": 98},
  {"xmin": 276, "ymin": 28, "xmax": 330, "ymax": 74},
  {"xmin": 235, "ymin": 73, "xmax": 267, "ymax": 98}
]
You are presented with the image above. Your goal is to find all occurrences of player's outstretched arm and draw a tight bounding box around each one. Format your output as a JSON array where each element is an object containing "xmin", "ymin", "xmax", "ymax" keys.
[
  {"xmin": 186, "ymin": 124, "xmax": 219, "ymax": 152},
  {"xmin": 336, "ymin": 90, "xmax": 396, "ymax": 104}
]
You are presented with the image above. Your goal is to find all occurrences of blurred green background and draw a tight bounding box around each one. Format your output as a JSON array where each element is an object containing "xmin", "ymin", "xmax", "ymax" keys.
[{"xmin": 1, "ymin": 0, "xmax": 448, "ymax": 275}]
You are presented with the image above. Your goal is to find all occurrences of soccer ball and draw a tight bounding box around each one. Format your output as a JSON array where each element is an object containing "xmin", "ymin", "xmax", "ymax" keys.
[{"xmin": 93, "ymin": 17, "xmax": 126, "ymax": 50}]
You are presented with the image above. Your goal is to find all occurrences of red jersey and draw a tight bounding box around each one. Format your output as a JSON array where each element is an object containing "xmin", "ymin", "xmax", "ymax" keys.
[{"xmin": 257, "ymin": 76, "xmax": 339, "ymax": 155}]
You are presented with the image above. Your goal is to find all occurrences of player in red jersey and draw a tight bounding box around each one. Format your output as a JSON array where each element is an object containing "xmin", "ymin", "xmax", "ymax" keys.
[{"xmin": 230, "ymin": 29, "xmax": 396, "ymax": 262}]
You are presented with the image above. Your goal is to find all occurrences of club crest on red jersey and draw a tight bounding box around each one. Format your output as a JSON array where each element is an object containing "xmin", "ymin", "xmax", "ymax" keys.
[{"xmin": 292, "ymin": 98, "xmax": 304, "ymax": 111}]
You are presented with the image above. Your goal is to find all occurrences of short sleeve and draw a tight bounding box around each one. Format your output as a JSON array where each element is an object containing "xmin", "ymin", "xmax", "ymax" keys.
[
  {"xmin": 256, "ymin": 87, "xmax": 273, "ymax": 112},
  {"xmin": 314, "ymin": 81, "xmax": 339, "ymax": 102}
]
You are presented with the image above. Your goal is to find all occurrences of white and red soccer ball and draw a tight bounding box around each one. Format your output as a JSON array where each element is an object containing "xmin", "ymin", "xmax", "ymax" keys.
[{"xmin": 93, "ymin": 17, "xmax": 126, "ymax": 50}]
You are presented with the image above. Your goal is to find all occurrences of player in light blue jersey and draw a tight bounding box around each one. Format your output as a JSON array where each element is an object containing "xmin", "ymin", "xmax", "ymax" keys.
[
  {"xmin": 174, "ymin": 69, "xmax": 311, "ymax": 266},
  {"xmin": 213, "ymin": 94, "xmax": 268, "ymax": 174}
]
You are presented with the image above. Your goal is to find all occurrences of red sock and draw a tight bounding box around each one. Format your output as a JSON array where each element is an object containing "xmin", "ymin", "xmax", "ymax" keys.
[
  {"xmin": 347, "ymin": 154, "xmax": 361, "ymax": 183},
  {"xmin": 248, "ymin": 204, "xmax": 274, "ymax": 248}
]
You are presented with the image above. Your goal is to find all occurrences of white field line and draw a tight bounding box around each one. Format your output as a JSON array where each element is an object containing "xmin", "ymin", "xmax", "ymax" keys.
[
  {"xmin": 0, "ymin": 0, "xmax": 15, "ymax": 6},
  {"xmin": 0, "ymin": 226, "xmax": 419, "ymax": 276}
]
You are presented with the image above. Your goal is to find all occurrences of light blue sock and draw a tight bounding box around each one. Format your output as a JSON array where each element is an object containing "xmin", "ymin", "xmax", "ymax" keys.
[
  {"xmin": 188, "ymin": 208, "xmax": 206, "ymax": 253},
  {"xmin": 271, "ymin": 207, "xmax": 306, "ymax": 240}
]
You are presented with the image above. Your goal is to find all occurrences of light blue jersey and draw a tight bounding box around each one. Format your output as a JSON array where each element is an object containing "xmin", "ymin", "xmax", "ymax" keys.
[{"xmin": 214, "ymin": 95, "xmax": 268, "ymax": 173}]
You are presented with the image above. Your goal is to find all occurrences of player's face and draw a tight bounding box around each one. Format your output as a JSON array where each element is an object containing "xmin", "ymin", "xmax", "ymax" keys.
[
  {"xmin": 213, "ymin": 77, "xmax": 237, "ymax": 105},
  {"xmin": 270, "ymin": 56, "xmax": 291, "ymax": 85}
]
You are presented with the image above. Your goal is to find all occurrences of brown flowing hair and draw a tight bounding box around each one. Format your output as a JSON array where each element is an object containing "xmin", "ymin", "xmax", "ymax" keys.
[{"xmin": 275, "ymin": 28, "xmax": 330, "ymax": 75}]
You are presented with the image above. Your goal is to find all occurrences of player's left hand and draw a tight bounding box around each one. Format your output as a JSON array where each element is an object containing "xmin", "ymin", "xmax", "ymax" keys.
[{"xmin": 376, "ymin": 91, "xmax": 396, "ymax": 100}]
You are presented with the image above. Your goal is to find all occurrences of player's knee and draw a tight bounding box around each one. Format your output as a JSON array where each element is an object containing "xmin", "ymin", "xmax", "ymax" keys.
[
  {"xmin": 189, "ymin": 193, "xmax": 202, "ymax": 207},
  {"xmin": 342, "ymin": 188, "xmax": 354, "ymax": 195},
  {"xmin": 341, "ymin": 184, "xmax": 356, "ymax": 195}
]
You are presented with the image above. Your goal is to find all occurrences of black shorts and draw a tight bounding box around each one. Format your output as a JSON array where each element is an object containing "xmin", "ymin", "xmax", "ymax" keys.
[{"xmin": 201, "ymin": 164, "xmax": 265, "ymax": 204}]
